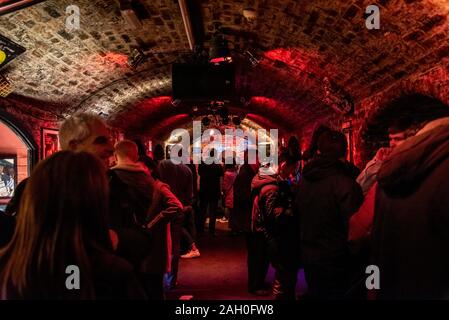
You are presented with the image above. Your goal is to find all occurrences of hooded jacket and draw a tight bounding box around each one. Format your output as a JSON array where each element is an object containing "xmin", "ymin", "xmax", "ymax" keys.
[
  {"xmin": 296, "ymin": 156, "xmax": 363, "ymax": 264},
  {"xmin": 371, "ymin": 117, "xmax": 449, "ymax": 299},
  {"xmin": 251, "ymin": 173, "xmax": 280, "ymax": 235}
]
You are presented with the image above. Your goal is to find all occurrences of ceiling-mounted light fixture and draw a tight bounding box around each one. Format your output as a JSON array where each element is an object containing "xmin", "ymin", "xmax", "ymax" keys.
[
  {"xmin": 171, "ymin": 99, "xmax": 181, "ymax": 107},
  {"xmin": 128, "ymin": 48, "xmax": 147, "ymax": 68},
  {"xmin": 243, "ymin": 50, "xmax": 260, "ymax": 67},
  {"xmin": 323, "ymin": 77, "xmax": 354, "ymax": 115},
  {"xmin": 242, "ymin": 8, "xmax": 257, "ymax": 23}
]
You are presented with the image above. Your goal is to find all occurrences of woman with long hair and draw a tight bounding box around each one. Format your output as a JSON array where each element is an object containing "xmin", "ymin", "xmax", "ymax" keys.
[{"xmin": 0, "ymin": 151, "xmax": 145, "ymax": 299}]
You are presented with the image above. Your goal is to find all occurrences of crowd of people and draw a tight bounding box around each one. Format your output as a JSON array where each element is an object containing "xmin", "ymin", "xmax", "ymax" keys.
[{"xmin": 0, "ymin": 93, "xmax": 448, "ymax": 300}]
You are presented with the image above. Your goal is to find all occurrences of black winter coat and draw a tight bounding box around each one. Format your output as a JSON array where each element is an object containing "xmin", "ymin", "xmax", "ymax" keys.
[
  {"xmin": 372, "ymin": 120, "xmax": 449, "ymax": 299},
  {"xmin": 296, "ymin": 157, "xmax": 363, "ymax": 264}
]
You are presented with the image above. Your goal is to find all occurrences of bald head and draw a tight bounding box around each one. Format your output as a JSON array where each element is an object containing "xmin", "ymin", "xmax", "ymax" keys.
[{"xmin": 115, "ymin": 140, "xmax": 139, "ymax": 163}]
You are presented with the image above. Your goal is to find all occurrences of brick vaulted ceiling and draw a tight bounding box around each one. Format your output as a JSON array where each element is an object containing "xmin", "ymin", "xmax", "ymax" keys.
[{"xmin": 1, "ymin": 0, "xmax": 449, "ymax": 138}]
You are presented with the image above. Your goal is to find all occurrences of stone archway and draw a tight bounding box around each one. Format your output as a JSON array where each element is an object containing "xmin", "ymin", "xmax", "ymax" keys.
[{"xmin": 0, "ymin": 110, "xmax": 38, "ymax": 181}]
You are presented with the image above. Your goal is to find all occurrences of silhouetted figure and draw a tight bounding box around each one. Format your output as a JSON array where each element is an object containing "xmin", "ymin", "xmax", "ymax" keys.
[
  {"xmin": 198, "ymin": 149, "xmax": 223, "ymax": 236},
  {"xmin": 296, "ymin": 130, "xmax": 363, "ymax": 299},
  {"xmin": 371, "ymin": 95, "xmax": 449, "ymax": 299}
]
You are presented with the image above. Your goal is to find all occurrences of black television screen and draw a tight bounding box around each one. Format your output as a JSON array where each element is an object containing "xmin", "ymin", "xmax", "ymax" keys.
[{"xmin": 172, "ymin": 63, "xmax": 235, "ymax": 101}]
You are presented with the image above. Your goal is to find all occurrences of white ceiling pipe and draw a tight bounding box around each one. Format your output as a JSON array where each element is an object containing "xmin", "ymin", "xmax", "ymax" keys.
[{"xmin": 178, "ymin": 0, "xmax": 195, "ymax": 50}]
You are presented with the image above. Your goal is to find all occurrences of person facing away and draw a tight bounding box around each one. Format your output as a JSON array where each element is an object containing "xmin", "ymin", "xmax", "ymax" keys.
[
  {"xmin": 251, "ymin": 163, "xmax": 300, "ymax": 300},
  {"xmin": 0, "ymin": 151, "xmax": 146, "ymax": 299},
  {"xmin": 109, "ymin": 140, "xmax": 155, "ymax": 266},
  {"xmin": 278, "ymin": 136, "xmax": 302, "ymax": 187},
  {"xmin": 198, "ymin": 149, "xmax": 224, "ymax": 236},
  {"xmin": 233, "ymin": 150, "xmax": 258, "ymax": 234},
  {"xmin": 220, "ymin": 160, "xmax": 238, "ymax": 228},
  {"xmin": 295, "ymin": 130, "xmax": 363, "ymax": 299},
  {"xmin": 156, "ymin": 148, "xmax": 193, "ymax": 289},
  {"xmin": 370, "ymin": 95, "xmax": 449, "ymax": 299},
  {"xmin": 110, "ymin": 140, "xmax": 182, "ymax": 300}
]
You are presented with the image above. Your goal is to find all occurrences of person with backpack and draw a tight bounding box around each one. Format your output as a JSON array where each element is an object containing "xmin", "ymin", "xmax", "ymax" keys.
[
  {"xmin": 109, "ymin": 140, "xmax": 182, "ymax": 299},
  {"xmin": 251, "ymin": 163, "xmax": 300, "ymax": 300}
]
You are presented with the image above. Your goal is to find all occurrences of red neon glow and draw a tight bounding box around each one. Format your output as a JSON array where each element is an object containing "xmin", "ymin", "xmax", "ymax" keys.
[
  {"xmin": 148, "ymin": 114, "xmax": 191, "ymax": 137},
  {"xmin": 86, "ymin": 52, "xmax": 129, "ymax": 72},
  {"xmin": 140, "ymin": 96, "xmax": 172, "ymax": 111},
  {"xmin": 245, "ymin": 113, "xmax": 281, "ymax": 131},
  {"xmin": 210, "ymin": 57, "xmax": 233, "ymax": 64},
  {"xmin": 263, "ymin": 48, "xmax": 334, "ymax": 76}
]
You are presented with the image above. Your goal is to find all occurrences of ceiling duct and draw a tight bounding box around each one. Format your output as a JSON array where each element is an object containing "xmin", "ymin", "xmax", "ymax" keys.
[{"xmin": 178, "ymin": 0, "xmax": 195, "ymax": 50}]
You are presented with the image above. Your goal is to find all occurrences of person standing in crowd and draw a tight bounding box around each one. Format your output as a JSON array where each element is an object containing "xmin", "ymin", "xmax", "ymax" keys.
[
  {"xmin": 219, "ymin": 159, "xmax": 238, "ymax": 232},
  {"xmin": 59, "ymin": 113, "xmax": 114, "ymax": 168},
  {"xmin": 370, "ymin": 95, "xmax": 449, "ymax": 299},
  {"xmin": 133, "ymin": 139, "xmax": 157, "ymax": 174},
  {"xmin": 233, "ymin": 150, "xmax": 258, "ymax": 235},
  {"xmin": 296, "ymin": 130, "xmax": 363, "ymax": 299},
  {"xmin": 349, "ymin": 116, "xmax": 415, "ymax": 252},
  {"xmin": 0, "ymin": 151, "xmax": 146, "ymax": 299},
  {"xmin": 356, "ymin": 116, "xmax": 414, "ymax": 195},
  {"xmin": 278, "ymin": 136, "xmax": 302, "ymax": 186},
  {"xmin": 110, "ymin": 140, "xmax": 182, "ymax": 299},
  {"xmin": 108, "ymin": 140, "xmax": 155, "ymax": 292},
  {"xmin": 157, "ymin": 147, "xmax": 194, "ymax": 289},
  {"xmin": 245, "ymin": 162, "xmax": 271, "ymax": 297},
  {"xmin": 198, "ymin": 149, "xmax": 224, "ymax": 236},
  {"xmin": 183, "ymin": 156, "xmax": 201, "ymax": 257},
  {"xmin": 251, "ymin": 163, "xmax": 300, "ymax": 300},
  {"xmin": 301, "ymin": 125, "xmax": 332, "ymax": 163},
  {"xmin": 1, "ymin": 113, "xmax": 115, "ymax": 249}
]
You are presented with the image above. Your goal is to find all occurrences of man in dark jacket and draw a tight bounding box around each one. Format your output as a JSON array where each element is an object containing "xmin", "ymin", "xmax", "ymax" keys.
[
  {"xmin": 371, "ymin": 96, "xmax": 449, "ymax": 299},
  {"xmin": 110, "ymin": 140, "xmax": 182, "ymax": 299},
  {"xmin": 251, "ymin": 164, "xmax": 300, "ymax": 299},
  {"xmin": 198, "ymin": 149, "xmax": 224, "ymax": 236},
  {"xmin": 296, "ymin": 130, "xmax": 363, "ymax": 299},
  {"xmin": 157, "ymin": 154, "xmax": 193, "ymax": 289},
  {"xmin": 247, "ymin": 165, "xmax": 275, "ymax": 296}
]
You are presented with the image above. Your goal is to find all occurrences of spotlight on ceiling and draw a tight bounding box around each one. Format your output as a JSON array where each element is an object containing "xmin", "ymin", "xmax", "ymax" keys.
[
  {"xmin": 128, "ymin": 48, "xmax": 147, "ymax": 68},
  {"xmin": 243, "ymin": 50, "xmax": 260, "ymax": 67},
  {"xmin": 171, "ymin": 99, "xmax": 181, "ymax": 107},
  {"xmin": 232, "ymin": 116, "xmax": 241, "ymax": 126},
  {"xmin": 202, "ymin": 116, "xmax": 211, "ymax": 126},
  {"xmin": 98, "ymin": 112, "xmax": 109, "ymax": 119}
]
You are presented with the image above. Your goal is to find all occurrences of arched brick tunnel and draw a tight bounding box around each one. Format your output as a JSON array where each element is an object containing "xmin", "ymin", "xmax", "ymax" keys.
[
  {"xmin": 1, "ymin": 0, "xmax": 449, "ymax": 301},
  {"xmin": 1, "ymin": 0, "xmax": 449, "ymax": 169}
]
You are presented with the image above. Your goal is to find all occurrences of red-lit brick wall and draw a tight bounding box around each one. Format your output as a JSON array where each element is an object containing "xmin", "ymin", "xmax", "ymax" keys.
[
  {"xmin": 301, "ymin": 64, "xmax": 449, "ymax": 170},
  {"xmin": 0, "ymin": 96, "xmax": 60, "ymax": 161}
]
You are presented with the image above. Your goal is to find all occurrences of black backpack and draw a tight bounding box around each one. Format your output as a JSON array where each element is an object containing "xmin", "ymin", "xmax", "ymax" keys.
[{"xmin": 108, "ymin": 170, "xmax": 150, "ymax": 230}]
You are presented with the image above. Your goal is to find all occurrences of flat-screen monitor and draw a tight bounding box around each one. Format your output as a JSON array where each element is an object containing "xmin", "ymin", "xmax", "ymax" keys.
[{"xmin": 172, "ymin": 63, "xmax": 235, "ymax": 101}]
